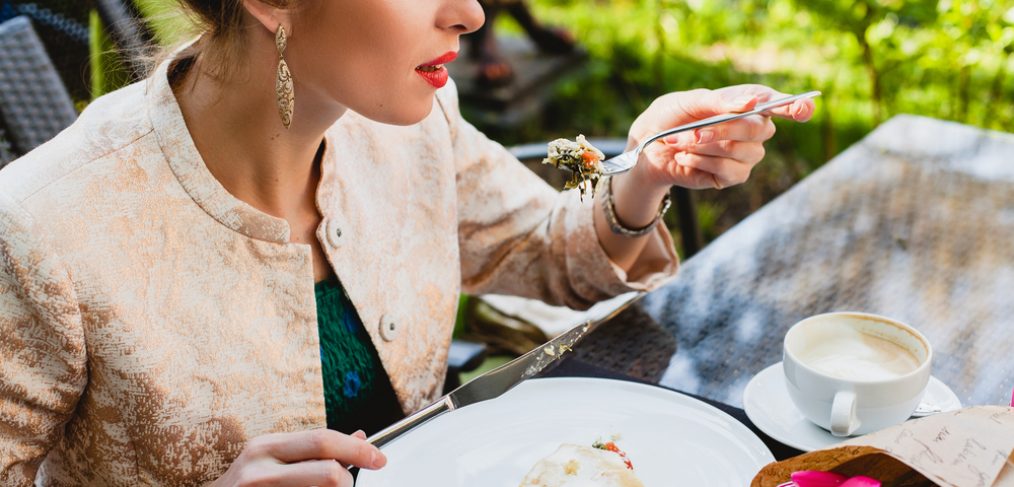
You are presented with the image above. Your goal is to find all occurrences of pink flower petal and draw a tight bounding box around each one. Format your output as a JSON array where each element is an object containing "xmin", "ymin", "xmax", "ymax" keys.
[
  {"xmin": 840, "ymin": 476, "xmax": 881, "ymax": 487},
  {"xmin": 790, "ymin": 470, "xmax": 848, "ymax": 487}
]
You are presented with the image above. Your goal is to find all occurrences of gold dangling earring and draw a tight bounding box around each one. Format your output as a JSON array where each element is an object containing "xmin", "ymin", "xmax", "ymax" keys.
[{"xmin": 275, "ymin": 25, "xmax": 294, "ymax": 129}]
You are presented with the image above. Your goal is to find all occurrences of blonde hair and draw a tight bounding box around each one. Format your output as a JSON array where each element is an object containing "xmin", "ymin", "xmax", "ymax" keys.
[{"xmin": 156, "ymin": 0, "xmax": 291, "ymax": 83}]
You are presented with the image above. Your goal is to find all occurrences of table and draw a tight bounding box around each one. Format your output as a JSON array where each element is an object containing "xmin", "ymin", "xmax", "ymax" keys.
[{"xmin": 574, "ymin": 115, "xmax": 1014, "ymax": 410}]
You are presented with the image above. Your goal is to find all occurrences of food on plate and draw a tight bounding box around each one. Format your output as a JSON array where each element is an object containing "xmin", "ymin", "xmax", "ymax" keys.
[
  {"xmin": 543, "ymin": 135, "xmax": 605, "ymax": 200},
  {"xmin": 518, "ymin": 441, "xmax": 643, "ymax": 486}
]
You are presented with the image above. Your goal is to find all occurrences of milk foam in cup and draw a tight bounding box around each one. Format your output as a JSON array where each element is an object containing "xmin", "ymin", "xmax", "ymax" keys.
[{"xmin": 782, "ymin": 312, "xmax": 932, "ymax": 437}]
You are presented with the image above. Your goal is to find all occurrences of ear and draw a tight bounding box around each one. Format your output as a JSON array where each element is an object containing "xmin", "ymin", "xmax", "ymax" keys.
[{"xmin": 241, "ymin": 0, "xmax": 292, "ymax": 36}]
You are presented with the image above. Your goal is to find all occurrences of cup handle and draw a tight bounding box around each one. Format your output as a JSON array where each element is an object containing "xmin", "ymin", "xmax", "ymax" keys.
[{"xmin": 830, "ymin": 390, "xmax": 859, "ymax": 437}]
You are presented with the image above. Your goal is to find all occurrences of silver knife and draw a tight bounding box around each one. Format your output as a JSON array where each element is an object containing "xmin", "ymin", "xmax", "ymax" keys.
[{"xmin": 365, "ymin": 321, "xmax": 593, "ymax": 449}]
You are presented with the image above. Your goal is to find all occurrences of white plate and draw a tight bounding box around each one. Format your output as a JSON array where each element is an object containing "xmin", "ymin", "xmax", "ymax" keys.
[
  {"xmin": 358, "ymin": 377, "xmax": 774, "ymax": 486},
  {"xmin": 743, "ymin": 362, "xmax": 962, "ymax": 452}
]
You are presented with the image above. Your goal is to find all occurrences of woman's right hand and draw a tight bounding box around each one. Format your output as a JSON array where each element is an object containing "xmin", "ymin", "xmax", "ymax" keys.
[{"xmin": 211, "ymin": 429, "xmax": 386, "ymax": 486}]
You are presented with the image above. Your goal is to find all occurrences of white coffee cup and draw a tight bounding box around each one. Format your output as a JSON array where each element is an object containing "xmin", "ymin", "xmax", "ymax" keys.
[{"xmin": 782, "ymin": 312, "xmax": 932, "ymax": 437}]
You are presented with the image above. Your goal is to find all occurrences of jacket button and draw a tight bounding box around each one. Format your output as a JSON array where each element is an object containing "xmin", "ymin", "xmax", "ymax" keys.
[
  {"xmin": 325, "ymin": 219, "xmax": 342, "ymax": 248},
  {"xmin": 379, "ymin": 316, "xmax": 399, "ymax": 341}
]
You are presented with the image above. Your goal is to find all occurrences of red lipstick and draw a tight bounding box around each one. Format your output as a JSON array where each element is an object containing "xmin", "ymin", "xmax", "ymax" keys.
[{"xmin": 415, "ymin": 51, "xmax": 457, "ymax": 89}]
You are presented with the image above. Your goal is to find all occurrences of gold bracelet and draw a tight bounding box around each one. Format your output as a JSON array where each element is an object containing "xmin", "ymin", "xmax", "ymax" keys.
[{"xmin": 599, "ymin": 176, "xmax": 671, "ymax": 237}]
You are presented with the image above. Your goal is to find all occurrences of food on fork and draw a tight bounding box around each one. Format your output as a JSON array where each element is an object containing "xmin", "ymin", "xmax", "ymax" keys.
[
  {"xmin": 543, "ymin": 135, "xmax": 605, "ymax": 200},
  {"xmin": 519, "ymin": 441, "xmax": 644, "ymax": 487}
]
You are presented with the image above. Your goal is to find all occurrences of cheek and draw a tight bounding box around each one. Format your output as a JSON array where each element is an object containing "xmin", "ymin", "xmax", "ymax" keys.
[
  {"xmin": 297, "ymin": 2, "xmax": 438, "ymax": 124},
  {"xmin": 331, "ymin": 59, "xmax": 436, "ymax": 125},
  {"xmin": 336, "ymin": 35, "xmax": 439, "ymax": 123}
]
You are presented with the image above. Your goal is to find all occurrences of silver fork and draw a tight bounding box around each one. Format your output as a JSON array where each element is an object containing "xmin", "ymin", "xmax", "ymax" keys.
[{"xmin": 600, "ymin": 91, "xmax": 822, "ymax": 176}]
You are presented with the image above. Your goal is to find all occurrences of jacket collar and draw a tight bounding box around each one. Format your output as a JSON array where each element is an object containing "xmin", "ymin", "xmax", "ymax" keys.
[{"xmin": 145, "ymin": 57, "xmax": 338, "ymax": 244}]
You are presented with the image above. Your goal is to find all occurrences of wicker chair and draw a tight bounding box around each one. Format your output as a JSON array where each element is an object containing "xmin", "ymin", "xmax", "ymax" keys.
[
  {"xmin": 0, "ymin": 0, "xmax": 91, "ymax": 100},
  {"xmin": 0, "ymin": 127, "xmax": 16, "ymax": 167},
  {"xmin": 0, "ymin": 16, "xmax": 77, "ymax": 165}
]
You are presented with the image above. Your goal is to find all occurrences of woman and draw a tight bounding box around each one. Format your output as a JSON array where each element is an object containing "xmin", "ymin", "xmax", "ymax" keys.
[{"xmin": 0, "ymin": 0, "xmax": 814, "ymax": 485}]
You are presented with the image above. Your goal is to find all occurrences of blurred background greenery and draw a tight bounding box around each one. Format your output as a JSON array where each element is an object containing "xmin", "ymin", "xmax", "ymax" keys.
[
  {"xmin": 112, "ymin": 0, "xmax": 1014, "ymax": 248},
  {"xmin": 501, "ymin": 0, "xmax": 1014, "ymax": 247}
]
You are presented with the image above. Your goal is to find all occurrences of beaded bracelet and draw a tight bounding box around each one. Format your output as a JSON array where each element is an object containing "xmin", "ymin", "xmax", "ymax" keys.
[{"xmin": 599, "ymin": 176, "xmax": 671, "ymax": 237}]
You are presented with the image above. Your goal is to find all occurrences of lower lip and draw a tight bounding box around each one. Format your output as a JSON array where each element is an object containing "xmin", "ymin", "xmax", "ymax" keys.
[{"xmin": 415, "ymin": 66, "xmax": 449, "ymax": 89}]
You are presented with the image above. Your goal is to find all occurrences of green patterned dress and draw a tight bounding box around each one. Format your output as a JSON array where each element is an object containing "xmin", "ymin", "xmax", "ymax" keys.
[{"xmin": 315, "ymin": 277, "xmax": 403, "ymax": 435}]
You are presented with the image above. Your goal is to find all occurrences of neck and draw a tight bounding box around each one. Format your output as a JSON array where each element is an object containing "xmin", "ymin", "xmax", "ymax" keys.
[{"xmin": 173, "ymin": 42, "xmax": 346, "ymax": 222}]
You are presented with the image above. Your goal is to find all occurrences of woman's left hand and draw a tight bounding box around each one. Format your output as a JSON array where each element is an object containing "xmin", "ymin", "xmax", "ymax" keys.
[{"xmin": 623, "ymin": 84, "xmax": 815, "ymax": 192}]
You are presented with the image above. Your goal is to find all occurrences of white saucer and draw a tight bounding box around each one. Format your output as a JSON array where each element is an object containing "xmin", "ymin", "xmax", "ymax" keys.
[{"xmin": 743, "ymin": 362, "xmax": 962, "ymax": 452}]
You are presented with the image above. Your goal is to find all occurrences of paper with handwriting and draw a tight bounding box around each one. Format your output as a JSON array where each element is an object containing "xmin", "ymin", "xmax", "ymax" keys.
[{"xmin": 753, "ymin": 406, "xmax": 1014, "ymax": 487}]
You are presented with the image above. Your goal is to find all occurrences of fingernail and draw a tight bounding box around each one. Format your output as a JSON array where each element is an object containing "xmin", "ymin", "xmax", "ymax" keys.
[{"xmin": 696, "ymin": 129, "xmax": 714, "ymax": 144}]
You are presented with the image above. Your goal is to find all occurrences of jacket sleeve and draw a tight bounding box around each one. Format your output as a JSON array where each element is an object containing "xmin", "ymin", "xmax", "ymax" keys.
[
  {"xmin": 0, "ymin": 194, "xmax": 86, "ymax": 485},
  {"xmin": 435, "ymin": 81, "xmax": 679, "ymax": 310}
]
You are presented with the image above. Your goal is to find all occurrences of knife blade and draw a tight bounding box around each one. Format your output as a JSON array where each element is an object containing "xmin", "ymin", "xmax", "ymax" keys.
[{"xmin": 365, "ymin": 321, "xmax": 593, "ymax": 449}]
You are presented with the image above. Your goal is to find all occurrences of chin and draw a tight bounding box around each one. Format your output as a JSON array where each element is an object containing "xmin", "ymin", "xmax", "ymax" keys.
[{"xmin": 365, "ymin": 100, "xmax": 435, "ymax": 126}]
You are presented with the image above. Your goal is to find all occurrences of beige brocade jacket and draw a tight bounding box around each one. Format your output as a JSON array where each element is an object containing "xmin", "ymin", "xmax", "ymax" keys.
[{"xmin": 0, "ymin": 59, "xmax": 678, "ymax": 484}]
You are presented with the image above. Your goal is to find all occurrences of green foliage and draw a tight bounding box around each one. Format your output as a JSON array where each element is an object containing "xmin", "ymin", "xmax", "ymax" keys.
[
  {"xmin": 501, "ymin": 0, "xmax": 1014, "ymax": 238},
  {"xmin": 133, "ymin": 0, "xmax": 195, "ymax": 46},
  {"xmin": 529, "ymin": 0, "xmax": 1014, "ymax": 140},
  {"xmin": 89, "ymin": 11, "xmax": 131, "ymax": 99},
  {"xmin": 88, "ymin": 0, "xmax": 195, "ymax": 100}
]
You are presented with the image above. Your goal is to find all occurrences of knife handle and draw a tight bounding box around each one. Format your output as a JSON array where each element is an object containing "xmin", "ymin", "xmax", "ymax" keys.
[{"xmin": 366, "ymin": 396, "xmax": 454, "ymax": 449}]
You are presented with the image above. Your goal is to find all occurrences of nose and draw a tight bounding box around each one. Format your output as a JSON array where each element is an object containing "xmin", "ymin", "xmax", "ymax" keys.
[{"xmin": 437, "ymin": 0, "xmax": 485, "ymax": 35}]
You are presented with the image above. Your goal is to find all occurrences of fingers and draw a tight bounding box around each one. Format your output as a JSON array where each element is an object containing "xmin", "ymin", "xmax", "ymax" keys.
[
  {"xmin": 748, "ymin": 87, "xmax": 815, "ymax": 122},
  {"xmin": 671, "ymin": 152, "xmax": 752, "ymax": 189},
  {"xmin": 764, "ymin": 98, "xmax": 816, "ymax": 122},
  {"xmin": 712, "ymin": 84, "xmax": 817, "ymax": 122},
  {"xmin": 663, "ymin": 114, "xmax": 775, "ymax": 147},
  {"xmin": 275, "ymin": 460, "xmax": 355, "ymax": 487},
  {"xmin": 678, "ymin": 140, "xmax": 766, "ymax": 166},
  {"xmin": 659, "ymin": 115, "xmax": 770, "ymax": 169},
  {"xmin": 705, "ymin": 115, "xmax": 775, "ymax": 144},
  {"xmin": 697, "ymin": 115, "xmax": 774, "ymax": 145},
  {"xmin": 668, "ymin": 88, "xmax": 759, "ymax": 121},
  {"xmin": 250, "ymin": 429, "xmax": 386, "ymax": 470}
]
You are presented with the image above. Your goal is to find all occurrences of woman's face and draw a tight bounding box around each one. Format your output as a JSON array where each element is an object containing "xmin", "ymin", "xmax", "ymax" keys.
[{"xmin": 288, "ymin": 0, "xmax": 484, "ymax": 126}]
